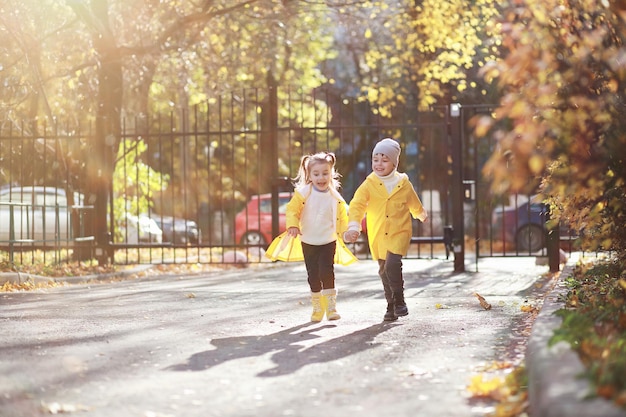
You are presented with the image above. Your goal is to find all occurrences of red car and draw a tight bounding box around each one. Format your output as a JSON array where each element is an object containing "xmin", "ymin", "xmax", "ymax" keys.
[
  {"xmin": 234, "ymin": 192, "xmax": 368, "ymax": 253},
  {"xmin": 234, "ymin": 192, "xmax": 292, "ymax": 247}
]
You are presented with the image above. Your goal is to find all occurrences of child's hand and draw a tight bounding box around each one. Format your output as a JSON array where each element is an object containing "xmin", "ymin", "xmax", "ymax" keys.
[
  {"xmin": 287, "ymin": 227, "xmax": 301, "ymax": 237},
  {"xmin": 343, "ymin": 230, "xmax": 360, "ymax": 243}
]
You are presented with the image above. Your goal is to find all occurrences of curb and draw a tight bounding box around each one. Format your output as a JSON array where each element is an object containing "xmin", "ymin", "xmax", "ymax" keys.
[
  {"xmin": 527, "ymin": 261, "xmax": 626, "ymax": 417},
  {"xmin": 0, "ymin": 264, "xmax": 155, "ymax": 286}
]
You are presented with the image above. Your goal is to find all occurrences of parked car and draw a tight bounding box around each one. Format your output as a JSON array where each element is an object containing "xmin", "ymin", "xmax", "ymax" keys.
[
  {"xmin": 151, "ymin": 215, "xmax": 201, "ymax": 245},
  {"xmin": 491, "ymin": 194, "xmax": 574, "ymax": 252},
  {"xmin": 122, "ymin": 214, "xmax": 163, "ymax": 244},
  {"xmin": 0, "ymin": 185, "xmax": 164, "ymax": 246},
  {"xmin": 234, "ymin": 192, "xmax": 368, "ymax": 253},
  {"xmin": 234, "ymin": 192, "xmax": 291, "ymax": 247},
  {"xmin": 0, "ymin": 186, "xmax": 86, "ymax": 246}
]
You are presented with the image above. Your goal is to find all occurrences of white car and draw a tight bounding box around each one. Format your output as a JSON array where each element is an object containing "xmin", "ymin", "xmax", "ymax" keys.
[
  {"xmin": 0, "ymin": 186, "xmax": 163, "ymax": 246},
  {"xmin": 0, "ymin": 186, "xmax": 85, "ymax": 246},
  {"xmin": 122, "ymin": 214, "xmax": 163, "ymax": 244}
]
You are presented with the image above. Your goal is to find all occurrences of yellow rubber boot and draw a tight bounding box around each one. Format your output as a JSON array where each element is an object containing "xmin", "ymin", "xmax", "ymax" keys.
[
  {"xmin": 321, "ymin": 288, "xmax": 341, "ymax": 320},
  {"xmin": 310, "ymin": 292, "xmax": 325, "ymax": 322}
]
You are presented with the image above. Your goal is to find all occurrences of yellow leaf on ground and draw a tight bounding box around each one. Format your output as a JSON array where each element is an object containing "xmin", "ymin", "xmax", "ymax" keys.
[{"xmin": 467, "ymin": 374, "xmax": 506, "ymax": 398}]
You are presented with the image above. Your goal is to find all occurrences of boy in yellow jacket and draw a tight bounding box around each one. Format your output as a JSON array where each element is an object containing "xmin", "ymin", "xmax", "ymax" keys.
[{"xmin": 344, "ymin": 138, "xmax": 428, "ymax": 321}]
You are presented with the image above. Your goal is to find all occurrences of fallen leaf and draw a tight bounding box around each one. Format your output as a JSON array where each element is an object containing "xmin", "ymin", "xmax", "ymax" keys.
[
  {"xmin": 520, "ymin": 304, "xmax": 538, "ymax": 313},
  {"xmin": 467, "ymin": 374, "xmax": 506, "ymax": 398},
  {"xmin": 474, "ymin": 292, "xmax": 492, "ymax": 310}
]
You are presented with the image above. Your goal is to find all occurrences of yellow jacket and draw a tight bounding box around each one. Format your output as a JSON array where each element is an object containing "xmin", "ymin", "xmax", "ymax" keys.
[
  {"xmin": 348, "ymin": 172, "xmax": 427, "ymax": 260},
  {"xmin": 265, "ymin": 184, "xmax": 357, "ymax": 265}
]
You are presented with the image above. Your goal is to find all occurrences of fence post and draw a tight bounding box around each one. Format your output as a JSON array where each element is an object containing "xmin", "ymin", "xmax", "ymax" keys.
[
  {"xmin": 449, "ymin": 103, "xmax": 465, "ymax": 272},
  {"xmin": 267, "ymin": 79, "xmax": 280, "ymax": 241},
  {"xmin": 8, "ymin": 204, "xmax": 15, "ymax": 264},
  {"xmin": 546, "ymin": 210, "xmax": 561, "ymax": 272}
]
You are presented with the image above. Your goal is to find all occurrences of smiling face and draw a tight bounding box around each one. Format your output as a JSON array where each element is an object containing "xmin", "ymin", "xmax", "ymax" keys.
[
  {"xmin": 308, "ymin": 160, "xmax": 333, "ymax": 191},
  {"xmin": 372, "ymin": 153, "xmax": 395, "ymax": 176}
]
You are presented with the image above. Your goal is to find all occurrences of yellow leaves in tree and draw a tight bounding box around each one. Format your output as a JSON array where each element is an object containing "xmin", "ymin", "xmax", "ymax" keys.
[
  {"xmin": 473, "ymin": 115, "xmax": 494, "ymax": 138},
  {"xmin": 362, "ymin": 0, "xmax": 500, "ymax": 111},
  {"xmin": 528, "ymin": 154, "xmax": 545, "ymax": 175}
]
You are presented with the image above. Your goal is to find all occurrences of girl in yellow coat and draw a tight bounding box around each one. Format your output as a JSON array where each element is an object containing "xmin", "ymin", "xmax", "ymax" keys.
[
  {"xmin": 344, "ymin": 138, "xmax": 428, "ymax": 321},
  {"xmin": 266, "ymin": 152, "xmax": 356, "ymax": 322}
]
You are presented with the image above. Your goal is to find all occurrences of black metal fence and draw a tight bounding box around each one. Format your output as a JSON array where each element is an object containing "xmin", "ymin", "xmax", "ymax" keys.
[{"xmin": 0, "ymin": 88, "xmax": 579, "ymax": 266}]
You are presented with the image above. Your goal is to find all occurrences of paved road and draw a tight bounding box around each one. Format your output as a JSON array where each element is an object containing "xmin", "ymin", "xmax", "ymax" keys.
[{"xmin": 0, "ymin": 257, "xmax": 555, "ymax": 417}]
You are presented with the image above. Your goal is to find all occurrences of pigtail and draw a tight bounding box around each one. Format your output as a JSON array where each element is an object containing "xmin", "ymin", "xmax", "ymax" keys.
[
  {"xmin": 291, "ymin": 151, "xmax": 342, "ymax": 190},
  {"xmin": 325, "ymin": 152, "xmax": 342, "ymax": 191},
  {"xmin": 292, "ymin": 154, "xmax": 311, "ymax": 188}
]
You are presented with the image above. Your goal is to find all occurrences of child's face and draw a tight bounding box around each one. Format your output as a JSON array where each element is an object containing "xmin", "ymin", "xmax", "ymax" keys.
[
  {"xmin": 309, "ymin": 161, "xmax": 333, "ymax": 191},
  {"xmin": 372, "ymin": 153, "xmax": 395, "ymax": 176}
]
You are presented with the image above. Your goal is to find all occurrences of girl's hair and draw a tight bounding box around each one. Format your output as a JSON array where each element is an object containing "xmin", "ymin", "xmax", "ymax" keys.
[{"xmin": 292, "ymin": 151, "xmax": 341, "ymax": 190}]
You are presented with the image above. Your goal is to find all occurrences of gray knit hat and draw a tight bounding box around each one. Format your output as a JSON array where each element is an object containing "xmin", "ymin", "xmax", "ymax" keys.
[{"xmin": 372, "ymin": 138, "xmax": 401, "ymax": 166}]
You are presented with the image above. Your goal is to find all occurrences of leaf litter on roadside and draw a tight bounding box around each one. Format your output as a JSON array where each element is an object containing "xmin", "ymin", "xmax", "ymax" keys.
[{"xmin": 467, "ymin": 362, "xmax": 529, "ymax": 417}]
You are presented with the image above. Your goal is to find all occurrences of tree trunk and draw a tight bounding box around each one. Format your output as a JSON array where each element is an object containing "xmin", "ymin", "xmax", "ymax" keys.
[{"xmin": 70, "ymin": 0, "xmax": 122, "ymax": 264}]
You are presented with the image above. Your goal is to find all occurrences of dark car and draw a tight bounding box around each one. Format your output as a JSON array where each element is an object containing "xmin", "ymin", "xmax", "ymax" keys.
[
  {"xmin": 491, "ymin": 195, "xmax": 574, "ymax": 252},
  {"xmin": 491, "ymin": 195, "xmax": 548, "ymax": 252},
  {"xmin": 151, "ymin": 215, "xmax": 201, "ymax": 245}
]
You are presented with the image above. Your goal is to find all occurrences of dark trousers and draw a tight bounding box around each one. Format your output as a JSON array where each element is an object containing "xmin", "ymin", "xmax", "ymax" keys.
[
  {"xmin": 302, "ymin": 241, "xmax": 336, "ymax": 293},
  {"xmin": 378, "ymin": 252, "xmax": 404, "ymax": 305}
]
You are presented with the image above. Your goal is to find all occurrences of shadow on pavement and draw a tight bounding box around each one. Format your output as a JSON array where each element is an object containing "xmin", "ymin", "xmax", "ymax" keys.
[{"xmin": 166, "ymin": 321, "xmax": 398, "ymax": 377}]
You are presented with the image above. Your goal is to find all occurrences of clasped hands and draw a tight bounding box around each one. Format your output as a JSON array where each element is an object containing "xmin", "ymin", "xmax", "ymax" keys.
[
  {"xmin": 289, "ymin": 226, "xmax": 360, "ymax": 243},
  {"xmin": 343, "ymin": 229, "xmax": 360, "ymax": 243}
]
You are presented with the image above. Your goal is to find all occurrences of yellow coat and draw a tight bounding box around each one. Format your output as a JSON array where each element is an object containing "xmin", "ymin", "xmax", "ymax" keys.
[
  {"xmin": 348, "ymin": 172, "xmax": 427, "ymax": 260},
  {"xmin": 265, "ymin": 184, "xmax": 357, "ymax": 266}
]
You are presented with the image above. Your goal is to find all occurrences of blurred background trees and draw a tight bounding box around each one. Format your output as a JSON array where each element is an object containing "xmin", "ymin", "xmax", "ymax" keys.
[{"xmin": 1, "ymin": 0, "xmax": 626, "ymax": 260}]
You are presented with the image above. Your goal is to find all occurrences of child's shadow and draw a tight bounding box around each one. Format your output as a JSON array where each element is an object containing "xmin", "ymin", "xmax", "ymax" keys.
[{"xmin": 166, "ymin": 322, "xmax": 396, "ymax": 377}]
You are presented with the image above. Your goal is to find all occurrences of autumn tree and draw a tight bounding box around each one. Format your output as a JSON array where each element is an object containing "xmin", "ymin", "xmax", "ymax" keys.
[
  {"xmin": 479, "ymin": 0, "xmax": 626, "ymax": 256},
  {"xmin": 355, "ymin": 0, "xmax": 501, "ymax": 114},
  {"xmin": 0, "ymin": 0, "xmax": 340, "ymax": 261}
]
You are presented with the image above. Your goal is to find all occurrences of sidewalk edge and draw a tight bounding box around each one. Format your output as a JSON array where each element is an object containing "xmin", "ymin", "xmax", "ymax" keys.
[{"xmin": 527, "ymin": 261, "xmax": 626, "ymax": 417}]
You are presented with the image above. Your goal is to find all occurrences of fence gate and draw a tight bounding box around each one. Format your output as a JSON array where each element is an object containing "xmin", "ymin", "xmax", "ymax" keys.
[{"xmin": 458, "ymin": 104, "xmax": 566, "ymax": 272}]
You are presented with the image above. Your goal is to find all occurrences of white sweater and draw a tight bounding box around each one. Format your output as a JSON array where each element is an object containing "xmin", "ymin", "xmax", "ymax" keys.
[{"xmin": 300, "ymin": 187, "xmax": 336, "ymax": 246}]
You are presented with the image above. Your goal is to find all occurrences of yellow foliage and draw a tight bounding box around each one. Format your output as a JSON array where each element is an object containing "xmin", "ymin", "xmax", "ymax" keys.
[
  {"xmin": 362, "ymin": 0, "xmax": 500, "ymax": 111},
  {"xmin": 1, "ymin": 280, "xmax": 60, "ymax": 292},
  {"xmin": 473, "ymin": 115, "xmax": 494, "ymax": 138},
  {"xmin": 480, "ymin": 0, "xmax": 626, "ymax": 255},
  {"xmin": 467, "ymin": 374, "xmax": 507, "ymax": 399}
]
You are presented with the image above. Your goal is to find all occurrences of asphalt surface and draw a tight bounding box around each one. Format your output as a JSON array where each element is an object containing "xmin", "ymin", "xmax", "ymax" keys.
[{"xmin": 1, "ymin": 255, "xmax": 624, "ymax": 417}]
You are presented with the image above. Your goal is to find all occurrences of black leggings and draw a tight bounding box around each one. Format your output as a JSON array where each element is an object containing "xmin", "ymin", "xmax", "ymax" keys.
[
  {"xmin": 302, "ymin": 241, "xmax": 336, "ymax": 293},
  {"xmin": 378, "ymin": 252, "xmax": 404, "ymax": 304}
]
